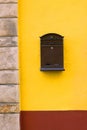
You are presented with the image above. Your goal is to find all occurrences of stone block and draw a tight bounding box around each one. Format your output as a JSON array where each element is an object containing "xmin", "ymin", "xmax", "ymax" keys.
[
  {"xmin": 0, "ymin": 114, "xmax": 20, "ymax": 130},
  {"xmin": 0, "ymin": 18, "xmax": 17, "ymax": 36},
  {"xmin": 0, "ymin": 70, "xmax": 19, "ymax": 84},
  {"xmin": 0, "ymin": 85, "xmax": 19, "ymax": 102},
  {"xmin": 0, "ymin": 0, "xmax": 17, "ymax": 3},
  {"xmin": 0, "ymin": 37, "xmax": 18, "ymax": 46},
  {"xmin": 0, "ymin": 47, "xmax": 18, "ymax": 69},
  {"xmin": 0, "ymin": 4, "xmax": 17, "ymax": 17},
  {"xmin": 0, "ymin": 103, "xmax": 19, "ymax": 113}
]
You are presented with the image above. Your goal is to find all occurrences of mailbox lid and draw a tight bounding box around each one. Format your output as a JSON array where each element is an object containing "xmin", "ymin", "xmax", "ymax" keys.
[
  {"xmin": 40, "ymin": 33, "xmax": 64, "ymax": 45},
  {"xmin": 40, "ymin": 33, "xmax": 64, "ymax": 40}
]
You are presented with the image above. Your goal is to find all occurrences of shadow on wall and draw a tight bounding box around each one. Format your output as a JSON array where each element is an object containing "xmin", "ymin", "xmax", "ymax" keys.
[{"xmin": 41, "ymin": 71, "xmax": 64, "ymax": 78}]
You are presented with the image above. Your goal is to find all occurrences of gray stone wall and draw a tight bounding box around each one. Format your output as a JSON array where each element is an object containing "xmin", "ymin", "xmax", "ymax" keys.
[{"xmin": 0, "ymin": 0, "xmax": 20, "ymax": 130}]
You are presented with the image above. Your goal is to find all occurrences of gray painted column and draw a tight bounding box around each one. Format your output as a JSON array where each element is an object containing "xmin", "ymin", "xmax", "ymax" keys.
[{"xmin": 0, "ymin": 0, "xmax": 20, "ymax": 130}]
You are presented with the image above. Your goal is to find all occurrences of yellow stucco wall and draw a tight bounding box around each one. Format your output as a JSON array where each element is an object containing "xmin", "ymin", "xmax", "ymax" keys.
[{"xmin": 19, "ymin": 0, "xmax": 87, "ymax": 110}]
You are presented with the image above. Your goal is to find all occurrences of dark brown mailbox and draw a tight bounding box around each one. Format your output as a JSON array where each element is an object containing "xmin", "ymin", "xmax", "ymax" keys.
[{"xmin": 40, "ymin": 33, "xmax": 65, "ymax": 71}]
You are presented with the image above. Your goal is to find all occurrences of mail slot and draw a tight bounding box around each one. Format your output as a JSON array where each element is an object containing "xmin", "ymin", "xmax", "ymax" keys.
[{"xmin": 40, "ymin": 33, "xmax": 65, "ymax": 71}]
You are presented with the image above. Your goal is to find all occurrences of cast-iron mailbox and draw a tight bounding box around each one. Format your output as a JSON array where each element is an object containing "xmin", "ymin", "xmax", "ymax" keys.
[{"xmin": 40, "ymin": 33, "xmax": 65, "ymax": 71}]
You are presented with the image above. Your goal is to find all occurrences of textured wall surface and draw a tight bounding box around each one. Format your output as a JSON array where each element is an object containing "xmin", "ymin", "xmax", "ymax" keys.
[
  {"xmin": 19, "ymin": 0, "xmax": 87, "ymax": 110},
  {"xmin": 0, "ymin": 0, "xmax": 19, "ymax": 129}
]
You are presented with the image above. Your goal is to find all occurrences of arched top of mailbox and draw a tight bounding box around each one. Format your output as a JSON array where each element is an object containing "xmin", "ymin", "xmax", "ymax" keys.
[{"xmin": 40, "ymin": 33, "xmax": 64, "ymax": 40}]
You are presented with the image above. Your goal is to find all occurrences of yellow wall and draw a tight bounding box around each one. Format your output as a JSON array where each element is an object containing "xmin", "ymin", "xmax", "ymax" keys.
[{"xmin": 19, "ymin": 0, "xmax": 87, "ymax": 110}]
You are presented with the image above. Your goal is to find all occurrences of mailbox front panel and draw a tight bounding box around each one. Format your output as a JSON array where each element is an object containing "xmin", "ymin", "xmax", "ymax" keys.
[{"xmin": 41, "ymin": 45, "xmax": 63, "ymax": 69}]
